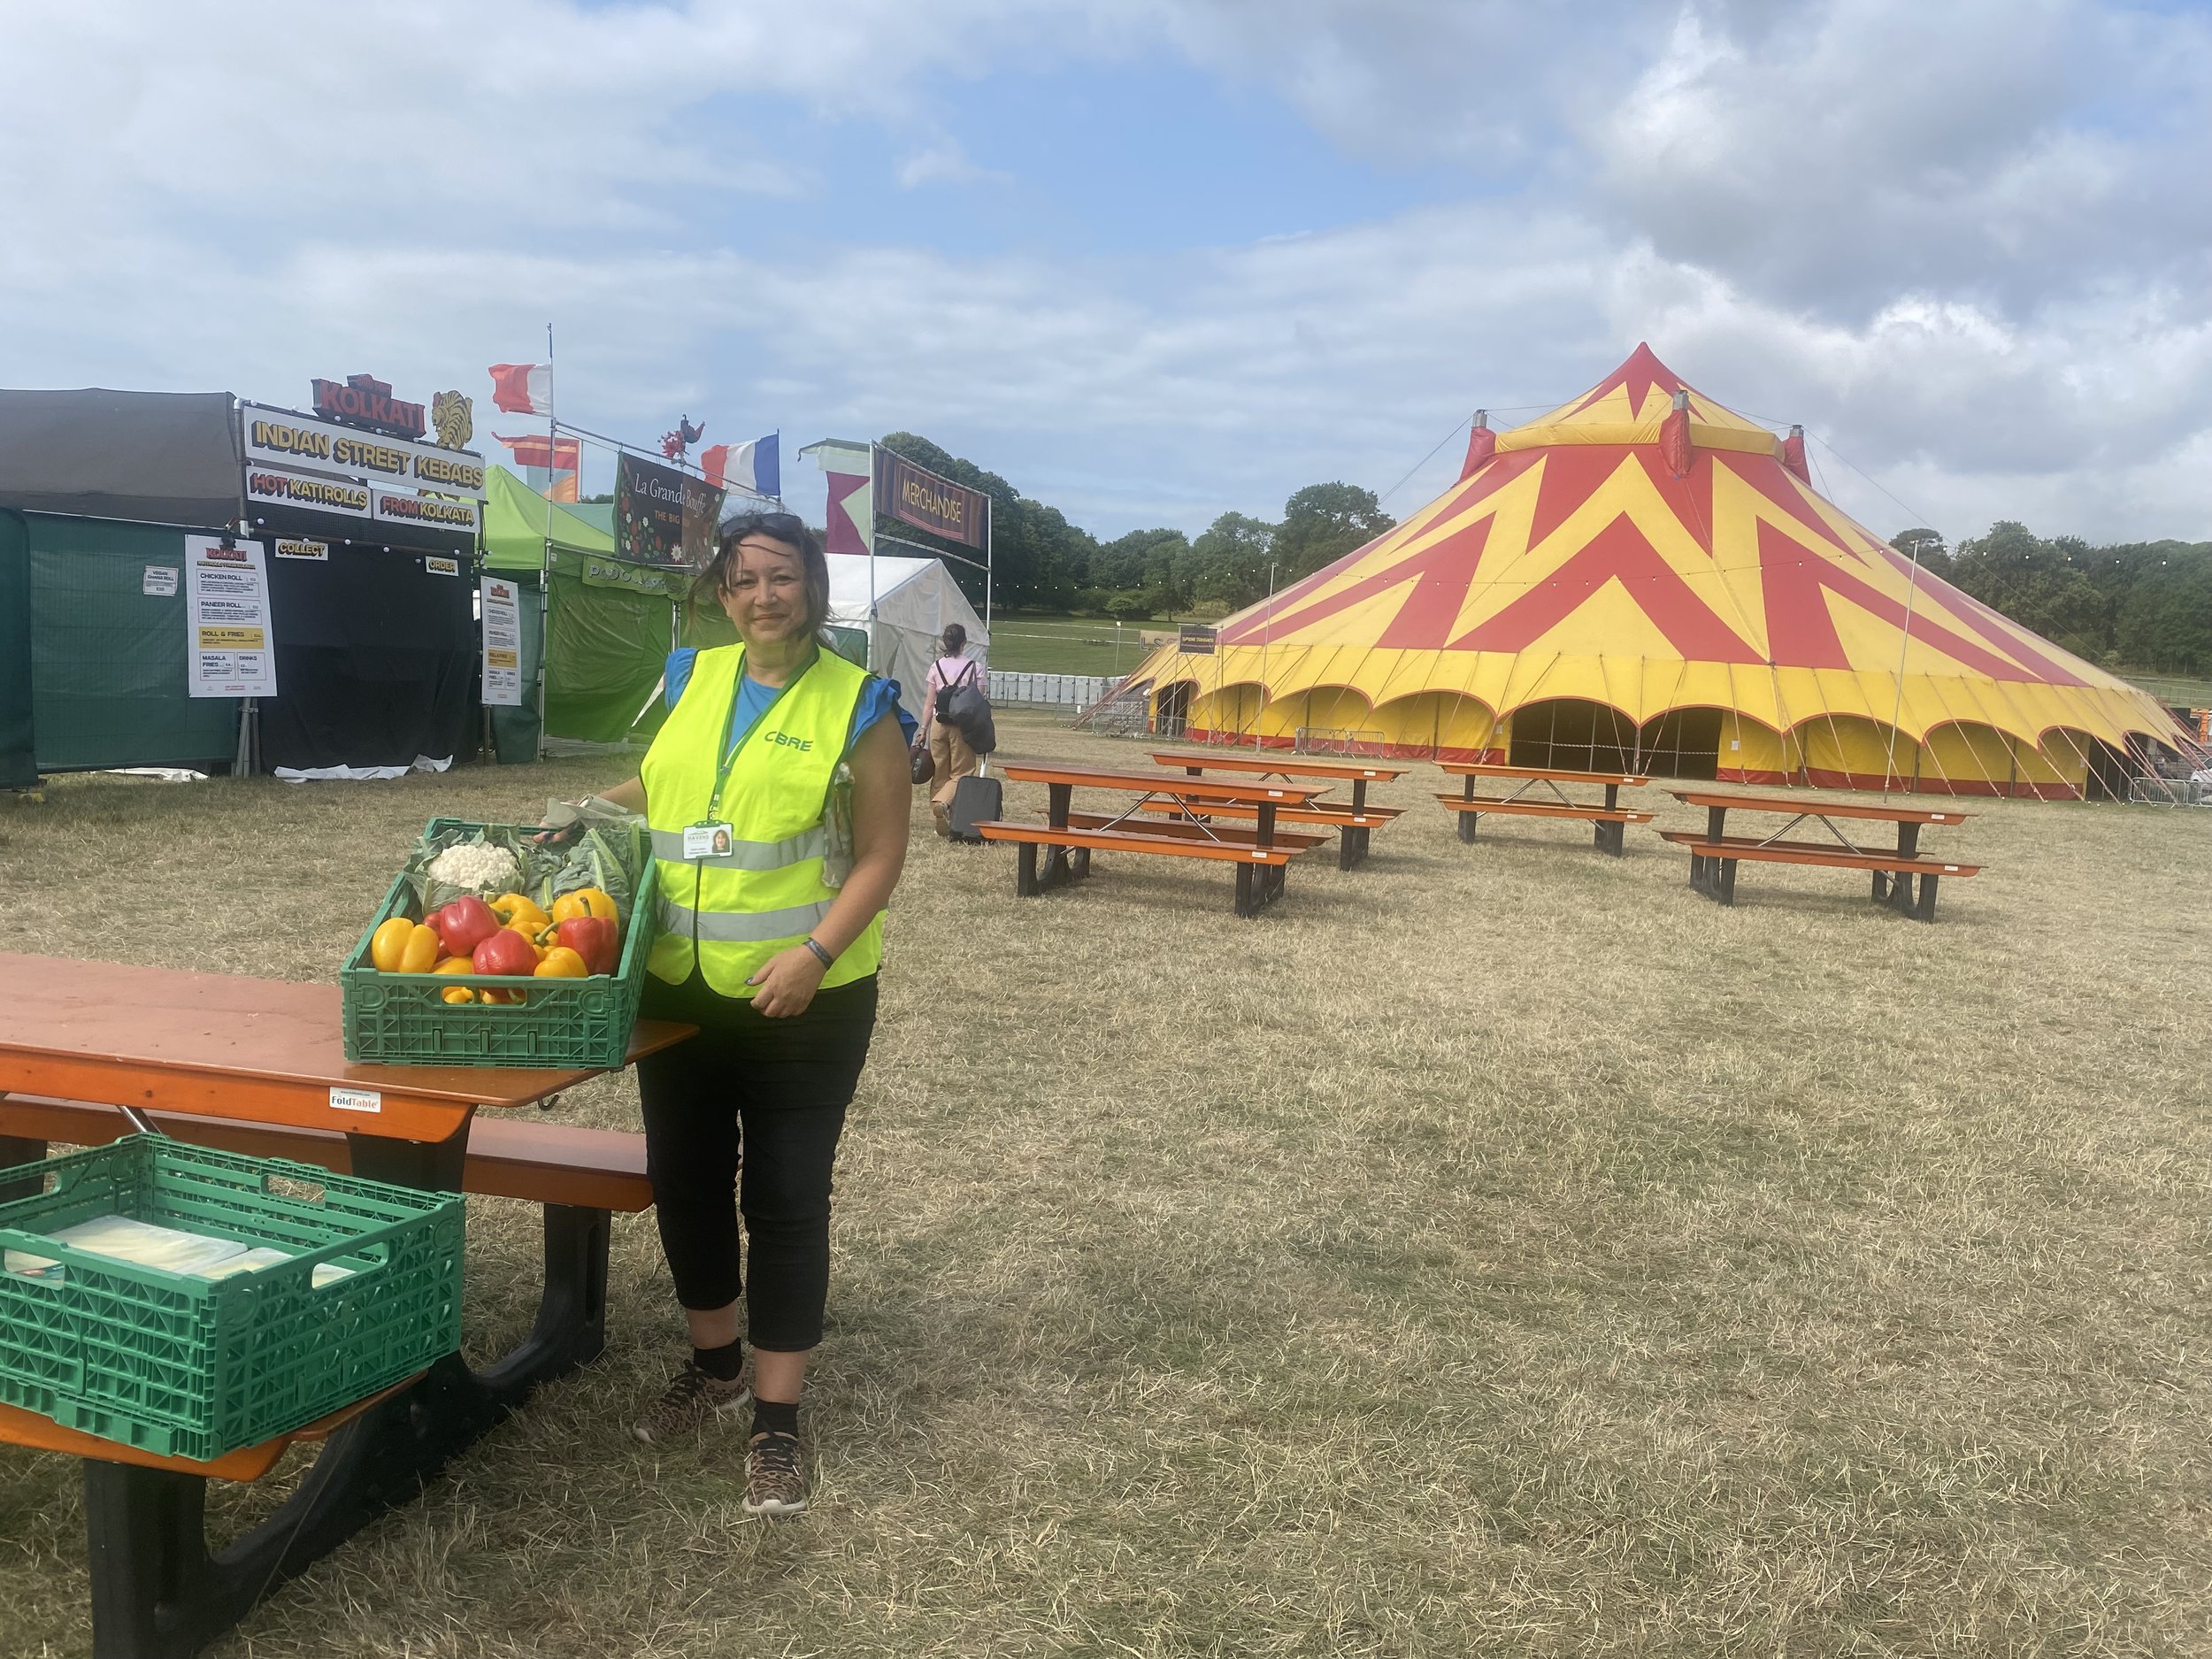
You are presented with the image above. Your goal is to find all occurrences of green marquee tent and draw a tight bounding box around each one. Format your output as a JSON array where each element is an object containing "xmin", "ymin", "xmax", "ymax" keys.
[{"xmin": 481, "ymin": 466, "xmax": 686, "ymax": 755}]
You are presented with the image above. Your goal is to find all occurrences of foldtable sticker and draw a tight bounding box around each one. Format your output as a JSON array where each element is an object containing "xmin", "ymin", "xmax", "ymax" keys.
[
  {"xmin": 142, "ymin": 565, "xmax": 179, "ymax": 596},
  {"xmin": 328, "ymin": 1087, "xmax": 382, "ymax": 1114}
]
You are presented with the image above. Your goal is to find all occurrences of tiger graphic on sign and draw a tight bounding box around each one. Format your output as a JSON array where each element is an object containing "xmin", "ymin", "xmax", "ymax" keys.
[{"xmin": 430, "ymin": 391, "xmax": 473, "ymax": 451}]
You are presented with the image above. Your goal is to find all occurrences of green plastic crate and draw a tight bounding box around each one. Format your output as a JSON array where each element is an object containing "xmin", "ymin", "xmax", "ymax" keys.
[
  {"xmin": 339, "ymin": 817, "xmax": 657, "ymax": 1070},
  {"xmin": 0, "ymin": 1137, "xmax": 463, "ymax": 1461}
]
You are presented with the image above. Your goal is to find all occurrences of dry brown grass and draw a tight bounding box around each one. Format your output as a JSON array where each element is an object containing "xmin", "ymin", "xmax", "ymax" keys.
[{"xmin": 4, "ymin": 710, "xmax": 2211, "ymax": 1657}]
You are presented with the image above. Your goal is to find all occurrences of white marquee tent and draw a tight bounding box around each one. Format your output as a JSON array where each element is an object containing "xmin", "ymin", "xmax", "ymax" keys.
[{"xmin": 826, "ymin": 554, "xmax": 988, "ymax": 724}]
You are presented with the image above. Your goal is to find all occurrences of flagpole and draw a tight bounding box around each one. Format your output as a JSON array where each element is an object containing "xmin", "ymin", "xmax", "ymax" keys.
[{"xmin": 538, "ymin": 321, "xmax": 554, "ymax": 760}]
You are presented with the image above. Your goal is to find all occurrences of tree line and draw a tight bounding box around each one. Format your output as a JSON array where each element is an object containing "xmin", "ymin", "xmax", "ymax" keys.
[
  {"xmin": 1893, "ymin": 523, "xmax": 2212, "ymax": 678},
  {"xmin": 876, "ymin": 433, "xmax": 1394, "ymax": 618}
]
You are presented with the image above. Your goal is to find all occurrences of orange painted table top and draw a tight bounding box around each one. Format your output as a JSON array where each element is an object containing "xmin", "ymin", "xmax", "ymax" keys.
[
  {"xmin": 0, "ymin": 953, "xmax": 691, "ymax": 1143},
  {"xmin": 998, "ymin": 764, "xmax": 1331, "ymax": 804},
  {"xmin": 1667, "ymin": 791, "xmax": 1972, "ymax": 825},
  {"xmin": 1441, "ymin": 762, "xmax": 1651, "ymax": 787},
  {"xmin": 1149, "ymin": 751, "xmax": 1409, "ymax": 782},
  {"xmin": 0, "ymin": 1375, "xmax": 420, "ymax": 1483}
]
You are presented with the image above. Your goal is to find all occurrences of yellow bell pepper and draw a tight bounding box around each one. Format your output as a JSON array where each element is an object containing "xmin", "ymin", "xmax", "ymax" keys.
[
  {"xmin": 370, "ymin": 917, "xmax": 417, "ymax": 973},
  {"xmin": 396, "ymin": 924, "xmax": 442, "ymax": 975},
  {"xmin": 489, "ymin": 892, "xmax": 551, "ymax": 933},
  {"xmin": 534, "ymin": 946, "xmax": 589, "ymax": 979},
  {"xmin": 551, "ymin": 887, "xmax": 618, "ymax": 925}
]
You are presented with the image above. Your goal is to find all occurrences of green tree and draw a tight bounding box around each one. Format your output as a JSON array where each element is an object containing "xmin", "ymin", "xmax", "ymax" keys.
[
  {"xmin": 1188, "ymin": 512, "xmax": 1277, "ymax": 611},
  {"xmin": 1274, "ymin": 482, "xmax": 1394, "ymax": 580},
  {"xmin": 1889, "ymin": 526, "xmax": 1949, "ymax": 575},
  {"xmin": 874, "ymin": 433, "xmax": 1094, "ymax": 611}
]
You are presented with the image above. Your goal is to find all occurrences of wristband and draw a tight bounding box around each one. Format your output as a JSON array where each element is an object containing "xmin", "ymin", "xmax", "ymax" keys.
[{"xmin": 802, "ymin": 936, "xmax": 835, "ymax": 970}]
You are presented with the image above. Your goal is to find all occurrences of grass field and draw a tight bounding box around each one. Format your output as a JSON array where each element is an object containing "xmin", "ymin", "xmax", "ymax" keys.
[
  {"xmin": 5, "ymin": 712, "xmax": 2212, "ymax": 1656},
  {"xmin": 985, "ymin": 614, "xmax": 1184, "ymax": 677},
  {"xmin": 2120, "ymin": 670, "xmax": 2212, "ymax": 712}
]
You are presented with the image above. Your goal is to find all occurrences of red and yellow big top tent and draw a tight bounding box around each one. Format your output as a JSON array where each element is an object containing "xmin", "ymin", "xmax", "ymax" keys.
[{"xmin": 1133, "ymin": 346, "xmax": 2185, "ymax": 798}]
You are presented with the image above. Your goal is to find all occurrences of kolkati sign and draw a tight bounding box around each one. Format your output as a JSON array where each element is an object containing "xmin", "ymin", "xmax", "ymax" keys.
[
  {"xmin": 240, "ymin": 403, "xmax": 487, "ymax": 498},
  {"xmin": 876, "ymin": 450, "xmax": 988, "ymax": 551},
  {"xmin": 311, "ymin": 373, "xmax": 425, "ymax": 441}
]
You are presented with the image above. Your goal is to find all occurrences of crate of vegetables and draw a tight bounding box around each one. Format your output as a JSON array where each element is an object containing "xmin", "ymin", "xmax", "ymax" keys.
[{"xmin": 339, "ymin": 816, "xmax": 659, "ymax": 1069}]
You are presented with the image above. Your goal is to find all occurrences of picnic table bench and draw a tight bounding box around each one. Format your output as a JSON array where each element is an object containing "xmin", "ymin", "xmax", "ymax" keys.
[
  {"xmin": 1149, "ymin": 751, "xmax": 1409, "ymax": 868},
  {"xmin": 983, "ymin": 764, "xmax": 1331, "ymax": 918},
  {"xmin": 0, "ymin": 952, "xmax": 687, "ymax": 1659},
  {"xmin": 1436, "ymin": 762, "xmax": 1656, "ymax": 856},
  {"xmin": 1659, "ymin": 791, "xmax": 1980, "ymax": 921}
]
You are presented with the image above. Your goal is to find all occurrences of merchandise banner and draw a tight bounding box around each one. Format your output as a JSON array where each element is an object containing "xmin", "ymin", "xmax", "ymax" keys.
[
  {"xmin": 185, "ymin": 536, "xmax": 277, "ymax": 698},
  {"xmin": 481, "ymin": 576, "xmax": 524, "ymax": 706},
  {"xmin": 615, "ymin": 452, "xmax": 724, "ymax": 567},
  {"xmin": 877, "ymin": 450, "xmax": 987, "ymax": 550},
  {"xmin": 241, "ymin": 403, "xmax": 486, "ymax": 497}
]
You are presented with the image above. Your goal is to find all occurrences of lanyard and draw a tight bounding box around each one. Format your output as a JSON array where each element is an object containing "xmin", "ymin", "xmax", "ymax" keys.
[{"xmin": 704, "ymin": 649, "xmax": 817, "ymax": 822}]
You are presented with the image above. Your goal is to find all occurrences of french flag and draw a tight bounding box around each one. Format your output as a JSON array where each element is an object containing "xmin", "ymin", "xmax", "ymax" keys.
[{"xmin": 700, "ymin": 434, "xmax": 780, "ymax": 498}]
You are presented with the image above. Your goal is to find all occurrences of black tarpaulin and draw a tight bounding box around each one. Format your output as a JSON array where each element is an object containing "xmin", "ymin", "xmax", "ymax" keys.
[
  {"xmin": 0, "ymin": 390, "xmax": 240, "ymax": 527},
  {"xmin": 257, "ymin": 549, "xmax": 478, "ymax": 770}
]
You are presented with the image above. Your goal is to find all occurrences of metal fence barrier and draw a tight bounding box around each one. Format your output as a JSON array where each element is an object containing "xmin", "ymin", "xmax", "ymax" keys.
[{"xmin": 988, "ymin": 672, "xmax": 1113, "ymax": 709}]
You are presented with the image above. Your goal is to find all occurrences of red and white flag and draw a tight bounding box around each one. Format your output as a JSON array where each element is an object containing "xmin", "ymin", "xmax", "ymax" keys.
[{"xmin": 488, "ymin": 362, "xmax": 552, "ymax": 416}]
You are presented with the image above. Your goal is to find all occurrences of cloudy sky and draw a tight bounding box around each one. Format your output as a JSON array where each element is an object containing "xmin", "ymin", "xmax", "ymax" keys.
[{"xmin": 5, "ymin": 0, "xmax": 2208, "ymax": 547}]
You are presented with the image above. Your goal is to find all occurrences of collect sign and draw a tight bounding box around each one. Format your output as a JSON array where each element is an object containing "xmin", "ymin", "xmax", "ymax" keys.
[
  {"xmin": 480, "ymin": 576, "xmax": 523, "ymax": 706},
  {"xmin": 240, "ymin": 403, "xmax": 487, "ymax": 498},
  {"xmin": 615, "ymin": 452, "xmax": 724, "ymax": 567},
  {"xmin": 184, "ymin": 536, "xmax": 277, "ymax": 698},
  {"xmin": 875, "ymin": 450, "xmax": 987, "ymax": 550}
]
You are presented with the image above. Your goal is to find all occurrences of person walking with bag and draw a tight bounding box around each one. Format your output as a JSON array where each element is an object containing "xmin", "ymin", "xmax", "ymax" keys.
[
  {"xmin": 575, "ymin": 511, "xmax": 912, "ymax": 1517},
  {"xmin": 920, "ymin": 623, "xmax": 986, "ymax": 837}
]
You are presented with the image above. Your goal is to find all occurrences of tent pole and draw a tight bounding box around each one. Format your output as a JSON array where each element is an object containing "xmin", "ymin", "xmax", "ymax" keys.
[{"xmin": 537, "ymin": 322, "xmax": 556, "ymax": 761}]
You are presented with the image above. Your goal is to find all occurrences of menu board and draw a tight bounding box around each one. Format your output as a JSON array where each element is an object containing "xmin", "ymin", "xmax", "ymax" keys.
[
  {"xmin": 481, "ymin": 577, "xmax": 523, "ymax": 706},
  {"xmin": 184, "ymin": 536, "xmax": 277, "ymax": 698}
]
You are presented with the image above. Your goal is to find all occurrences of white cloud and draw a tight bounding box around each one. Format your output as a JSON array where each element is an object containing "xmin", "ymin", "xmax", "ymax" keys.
[{"xmin": 2, "ymin": 0, "xmax": 2208, "ymax": 552}]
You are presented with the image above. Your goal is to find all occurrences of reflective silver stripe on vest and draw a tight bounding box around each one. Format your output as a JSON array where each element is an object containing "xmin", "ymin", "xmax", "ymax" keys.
[
  {"xmin": 658, "ymin": 894, "xmax": 834, "ymax": 942},
  {"xmin": 650, "ymin": 824, "xmax": 827, "ymax": 872}
]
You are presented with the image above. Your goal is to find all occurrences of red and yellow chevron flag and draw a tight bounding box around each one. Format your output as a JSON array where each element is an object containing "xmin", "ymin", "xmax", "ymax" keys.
[{"xmin": 1132, "ymin": 345, "xmax": 2186, "ymax": 798}]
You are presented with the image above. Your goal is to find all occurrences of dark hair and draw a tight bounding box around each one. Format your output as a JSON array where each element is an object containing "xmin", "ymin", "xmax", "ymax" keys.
[
  {"xmin": 941, "ymin": 623, "xmax": 967, "ymax": 657},
  {"xmin": 693, "ymin": 511, "xmax": 831, "ymax": 641}
]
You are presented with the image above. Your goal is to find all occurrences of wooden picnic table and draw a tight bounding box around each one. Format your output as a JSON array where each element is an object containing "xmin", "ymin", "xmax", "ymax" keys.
[
  {"xmin": 1662, "ymin": 790, "xmax": 1979, "ymax": 920},
  {"xmin": 1437, "ymin": 761, "xmax": 1655, "ymax": 856},
  {"xmin": 991, "ymin": 764, "xmax": 1332, "ymax": 917},
  {"xmin": 1150, "ymin": 750, "xmax": 1409, "ymax": 868},
  {"xmin": 0, "ymin": 951, "xmax": 691, "ymax": 1658}
]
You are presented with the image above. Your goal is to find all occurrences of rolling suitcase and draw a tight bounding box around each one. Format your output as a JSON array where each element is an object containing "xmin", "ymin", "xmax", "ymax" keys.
[{"xmin": 948, "ymin": 771, "xmax": 1002, "ymax": 844}]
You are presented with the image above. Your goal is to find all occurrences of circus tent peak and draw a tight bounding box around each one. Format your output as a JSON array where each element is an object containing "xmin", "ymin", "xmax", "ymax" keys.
[{"xmin": 1128, "ymin": 346, "xmax": 2186, "ymax": 800}]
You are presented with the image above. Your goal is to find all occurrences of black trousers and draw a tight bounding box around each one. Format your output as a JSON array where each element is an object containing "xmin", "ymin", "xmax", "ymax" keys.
[{"xmin": 635, "ymin": 970, "xmax": 879, "ymax": 1351}]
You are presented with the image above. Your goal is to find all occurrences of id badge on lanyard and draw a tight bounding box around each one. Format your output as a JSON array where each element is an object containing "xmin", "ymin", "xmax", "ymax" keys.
[{"xmin": 683, "ymin": 821, "xmax": 733, "ymax": 861}]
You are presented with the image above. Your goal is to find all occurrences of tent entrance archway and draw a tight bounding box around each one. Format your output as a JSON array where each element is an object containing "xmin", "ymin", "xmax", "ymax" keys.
[
  {"xmin": 1507, "ymin": 699, "xmax": 1634, "ymax": 772},
  {"xmin": 1156, "ymin": 680, "xmax": 1194, "ymax": 739},
  {"xmin": 1636, "ymin": 708, "xmax": 1722, "ymax": 780}
]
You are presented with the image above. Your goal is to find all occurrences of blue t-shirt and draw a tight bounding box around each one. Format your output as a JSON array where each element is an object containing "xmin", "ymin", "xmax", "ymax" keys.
[{"xmin": 664, "ymin": 648, "xmax": 914, "ymax": 757}]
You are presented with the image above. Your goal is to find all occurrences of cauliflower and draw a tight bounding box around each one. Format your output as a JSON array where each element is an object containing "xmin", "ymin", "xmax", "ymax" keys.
[{"xmin": 425, "ymin": 840, "xmax": 521, "ymax": 895}]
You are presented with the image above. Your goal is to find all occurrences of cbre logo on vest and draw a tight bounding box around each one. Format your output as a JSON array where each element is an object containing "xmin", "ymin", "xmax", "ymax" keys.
[{"xmin": 761, "ymin": 730, "xmax": 814, "ymax": 752}]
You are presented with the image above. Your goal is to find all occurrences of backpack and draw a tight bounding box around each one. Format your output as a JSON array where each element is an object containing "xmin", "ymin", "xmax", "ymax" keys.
[{"xmin": 933, "ymin": 658, "xmax": 979, "ymax": 725}]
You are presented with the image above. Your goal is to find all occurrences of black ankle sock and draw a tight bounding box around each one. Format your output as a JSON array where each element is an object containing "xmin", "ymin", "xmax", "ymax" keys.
[
  {"xmin": 752, "ymin": 1397, "xmax": 799, "ymax": 1440},
  {"xmin": 693, "ymin": 1338, "xmax": 745, "ymax": 1382}
]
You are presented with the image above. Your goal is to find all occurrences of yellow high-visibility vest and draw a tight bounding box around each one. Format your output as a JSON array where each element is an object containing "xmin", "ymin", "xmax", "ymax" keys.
[{"xmin": 641, "ymin": 644, "xmax": 884, "ymax": 996}]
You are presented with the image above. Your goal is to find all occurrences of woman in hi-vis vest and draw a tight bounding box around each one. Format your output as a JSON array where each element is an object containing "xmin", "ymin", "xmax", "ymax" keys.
[{"xmin": 585, "ymin": 511, "xmax": 912, "ymax": 1517}]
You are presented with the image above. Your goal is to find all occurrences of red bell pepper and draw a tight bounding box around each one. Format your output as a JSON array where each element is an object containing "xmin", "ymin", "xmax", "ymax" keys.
[
  {"xmin": 432, "ymin": 895, "xmax": 500, "ymax": 958},
  {"xmin": 553, "ymin": 915, "xmax": 618, "ymax": 976}
]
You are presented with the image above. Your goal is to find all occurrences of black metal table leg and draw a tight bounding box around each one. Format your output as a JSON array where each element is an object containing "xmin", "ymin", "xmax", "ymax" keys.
[
  {"xmin": 1016, "ymin": 841, "xmax": 1040, "ymax": 896},
  {"xmin": 1456, "ymin": 810, "xmax": 1479, "ymax": 844},
  {"xmin": 1234, "ymin": 862, "xmax": 1255, "ymax": 918},
  {"xmin": 1913, "ymin": 872, "xmax": 1940, "ymax": 921},
  {"xmin": 1717, "ymin": 858, "xmax": 1738, "ymax": 906},
  {"xmin": 1871, "ymin": 870, "xmax": 1890, "ymax": 902},
  {"xmin": 345, "ymin": 1125, "xmax": 470, "ymax": 1193}
]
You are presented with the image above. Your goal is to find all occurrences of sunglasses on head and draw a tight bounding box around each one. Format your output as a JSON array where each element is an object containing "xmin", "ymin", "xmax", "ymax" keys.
[{"xmin": 719, "ymin": 511, "xmax": 806, "ymax": 544}]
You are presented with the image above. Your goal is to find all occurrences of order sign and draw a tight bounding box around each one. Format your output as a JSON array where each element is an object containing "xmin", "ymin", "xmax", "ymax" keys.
[{"xmin": 184, "ymin": 536, "xmax": 278, "ymax": 698}]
